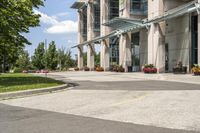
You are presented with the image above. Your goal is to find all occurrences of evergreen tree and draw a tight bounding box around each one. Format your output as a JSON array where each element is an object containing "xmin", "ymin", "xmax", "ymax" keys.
[
  {"xmin": 15, "ymin": 50, "xmax": 30, "ymax": 70},
  {"xmin": 32, "ymin": 42, "xmax": 45, "ymax": 70},
  {"xmin": 46, "ymin": 41, "xmax": 57, "ymax": 70}
]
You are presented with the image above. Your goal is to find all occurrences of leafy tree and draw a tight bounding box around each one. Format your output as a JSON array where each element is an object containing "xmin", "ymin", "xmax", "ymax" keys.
[
  {"xmin": 0, "ymin": 0, "xmax": 44, "ymax": 46},
  {"xmin": 0, "ymin": 0, "xmax": 44, "ymax": 72},
  {"xmin": 46, "ymin": 41, "xmax": 58, "ymax": 70},
  {"xmin": 32, "ymin": 42, "xmax": 45, "ymax": 70},
  {"xmin": 83, "ymin": 52, "xmax": 100, "ymax": 67},
  {"xmin": 95, "ymin": 52, "xmax": 100, "ymax": 66},
  {"xmin": 57, "ymin": 48, "xmax": 76, "ymax": 71},
  {"xmin": 15, "ymin": 50, "xmax": 31, "ymax": 70},
  {"xmin": 83, "ymin": 52, "xmax": 87, "ymax": 66}
]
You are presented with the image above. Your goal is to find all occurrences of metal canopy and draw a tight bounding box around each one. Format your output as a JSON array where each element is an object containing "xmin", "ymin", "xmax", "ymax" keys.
[
  {"xmin": 70, "ymin": 2, "xmax": 87, "ymax": 9},
  {"xmin": 103, "ymin": 17, "xmax": 144, "ymax": 30},
  {"xmin": 146, "ymin": 0, "xmax": 200, "ymax": 24},
  {"xmin": 71, "ymin": 31, "xmax": 119, "ymax": 48},
  {"xmin": 72, "ymin": 0, "xmax": 200, "ymax": 48}
]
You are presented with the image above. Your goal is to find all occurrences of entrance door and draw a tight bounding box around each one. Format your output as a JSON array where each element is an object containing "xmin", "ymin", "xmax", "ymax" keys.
[
  {"xmin": 110, "ymin": 37, "xmax": 119, "ymax": 66},
  {"xmin": 165, "ymin": 43, "xmax": 169, "ymax": 72},
  {"xmin": 191, "ymin": 15, "xmax": 198, "ymax": 65},
  {"xmin": 131, "ymin": 32, "xmax": 140, "ymax": 72}
]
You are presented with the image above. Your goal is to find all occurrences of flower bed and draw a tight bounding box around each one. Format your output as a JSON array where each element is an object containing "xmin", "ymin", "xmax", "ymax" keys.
[
  {"xmin": 192, "ymin": 64, "xmax": 200, "ymax": 76},
  {"xmin": 143, "ymin": 64, "xmax": 157, "ymax": 74}
]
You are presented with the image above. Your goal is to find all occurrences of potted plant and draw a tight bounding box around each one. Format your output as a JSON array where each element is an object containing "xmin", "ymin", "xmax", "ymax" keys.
[
  {"xmin": 173, "ymin": 61, "xmax": 187, "ymax": 74},
  {"xmin": 192, "ymin": 64, "xmax": 200, "ymax": 76},
  {"xmin": 74, "ymin": 67, "xmax": 79, "ymax": 71},
  {"xmin": 84, "ymin": 66, "xmax": 90, "ymax": 71},
  {"xmin": 111, "ymin": 65, "xmax": 125, "ymax": 72},
  {"xmin": 96, "ymin": 67, "xmax": 104, "ymax": 72},
  {"xmin": 118, "ymin": 65, "xmax": 125, "ymax": 72},
  {"xmin": 143, "ymin": 64, "xmax": 157, "ymax": 74}
]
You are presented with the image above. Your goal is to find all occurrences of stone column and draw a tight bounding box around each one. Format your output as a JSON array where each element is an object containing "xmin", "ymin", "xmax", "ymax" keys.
[
  {"xmin": 78, "ymin": 46, "xmax": 84, "ymax": 70},
  {"xmin": 198, "ymin": 14, "xmax": 200, "ymax": 64},
  {"xmin": 87, "ymin": 44, "xmax": 95, "ymax": 70},
  {"xmin": 100, "ymin": 0, "xmax": 110, "ymax": 71},
  {"xmin": 100, "ymin": 39, "xmax": 110, "ymax": 71},
  {"xmin": 119, "ymin": 33, "xmax": 132, "ymax": 72},
  {"xmin": 86, "ymin": 2, "xmax": 95, "ymax": 70},
  {"xmin": 147, "ymin": 0, "xmax": 165, "ymax": 73},
  {"xmin": 77, "ymin": 11, "xmax": 84, "ymax": 69},
  {"xmin": 148, "ymin": 23, "xmax": 165, "ymax": 73}
]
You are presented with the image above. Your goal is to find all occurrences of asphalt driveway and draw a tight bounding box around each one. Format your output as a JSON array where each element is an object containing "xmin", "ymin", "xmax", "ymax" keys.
[{"xmin": 1, "ymin": 72, "xmax": 200, "ymax": 133}]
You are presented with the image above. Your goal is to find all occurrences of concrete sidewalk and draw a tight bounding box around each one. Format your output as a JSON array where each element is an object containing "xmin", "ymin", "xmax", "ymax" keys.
[{"xmin": 47, "ymin": 71, "xmax": 200, "ymax": 84}]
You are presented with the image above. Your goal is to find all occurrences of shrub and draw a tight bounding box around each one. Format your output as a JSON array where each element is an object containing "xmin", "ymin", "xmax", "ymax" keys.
[{"xmin": 13, "ymin": 67, "xmax": 23, "ymax": 73}]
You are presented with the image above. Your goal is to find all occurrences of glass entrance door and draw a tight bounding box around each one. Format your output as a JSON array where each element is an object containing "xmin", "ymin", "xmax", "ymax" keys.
[
  {"xmin": 131, "ymin": 32, "xmax": 140, "ymax": 72},
  {"xmin": 191, "ymin": 15, "xmax": 198, "ymax": 65},
  {"xmin": 110, "ymin": 37, "xmax": 119, "ymax": 66}
]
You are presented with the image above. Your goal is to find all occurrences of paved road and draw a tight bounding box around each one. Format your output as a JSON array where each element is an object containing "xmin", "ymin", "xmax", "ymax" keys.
[
  {"xmin": 0, "ymin": 104, "xmax": 198, "ymax": 133},
  {"xmin": 1, "ymin": 72, "xmax": 200, "ymax": 133}
]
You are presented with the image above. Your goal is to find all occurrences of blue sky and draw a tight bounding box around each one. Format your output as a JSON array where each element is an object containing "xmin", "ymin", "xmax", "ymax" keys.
[{"xmin": 25, "ymin": 0, "xmax": 78, "ymax": 58}]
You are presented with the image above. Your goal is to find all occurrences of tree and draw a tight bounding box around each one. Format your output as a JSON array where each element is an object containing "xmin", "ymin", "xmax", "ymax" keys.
[
  {"xmin": 32, "ymin": 42, "xmax": 45, "ymax": 70},
  {"xmin": 0, "ymin": 0, "xmax": 44, "ymax": 46},
  {"xmin": 0, "ymin": 0, "xmax": 44, "ymax": 72},
  {"xmin": 57, "ymin": 48, "xmax": 76, "ymax": 71},
  {"xmin": 46, "ymin": 41, "xmax": 57, "ymax": 70},
  {"xmin": 82, "ymin": 52, "xmax": 100, "ymax": 67},
  {"xmin": 95, "ymin": 52, "xmax": 100, "ymax": 67},
  {"xmin": 15, "ymin": 50, "xmax": 31, "ymax": 70}
]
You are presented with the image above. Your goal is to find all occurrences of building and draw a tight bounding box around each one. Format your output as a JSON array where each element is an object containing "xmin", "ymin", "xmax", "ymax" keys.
[{"xmin": 71, "ymin": 0, "xmax": 200, "ymax": 73}]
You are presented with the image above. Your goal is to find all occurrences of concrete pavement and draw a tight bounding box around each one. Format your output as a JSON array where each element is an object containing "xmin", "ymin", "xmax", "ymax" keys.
[{"xmin": 1, "ymin": 72, "xmax": 200, "ymax": 133}]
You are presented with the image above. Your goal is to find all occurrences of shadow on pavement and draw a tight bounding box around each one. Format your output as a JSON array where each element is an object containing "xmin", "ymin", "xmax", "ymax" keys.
[
  {"xmin": 69, "ymin": 80, "xmax": 200, "ymax": 91},
  {"xmin": 0, "ymin": 103, "xmax": 198, "ymax": 133}
]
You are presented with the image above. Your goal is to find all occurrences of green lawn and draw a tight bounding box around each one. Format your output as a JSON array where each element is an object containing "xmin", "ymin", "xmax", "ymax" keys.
[{"xmin": 0, "ymin": 73, "xmax": 65, "ymax": 93}]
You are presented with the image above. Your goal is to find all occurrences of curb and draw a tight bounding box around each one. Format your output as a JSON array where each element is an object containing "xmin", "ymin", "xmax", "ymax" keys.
[{"xmin": 0, "ymin": 84, "xmax": 70, "ymax": 101}]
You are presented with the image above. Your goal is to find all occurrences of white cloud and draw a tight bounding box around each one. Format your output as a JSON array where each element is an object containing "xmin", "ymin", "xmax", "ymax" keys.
[
  {"xmin": 56, "ymin": 12, "xmax": 69, "ymax": 17},
  {"xmin": 67, "ymin": 40, "xmax": 73, "ymax": 43},
  {"xmin": 34, "ymin": 9, "xmax": 77, "ymax": 34},
  {"xmin": 45, "ymin": 20, "xmax": 78, "ymax": 34},
  {"xmin": 34, "ymin": 9, "xmax": 58, "ymax": 25}
]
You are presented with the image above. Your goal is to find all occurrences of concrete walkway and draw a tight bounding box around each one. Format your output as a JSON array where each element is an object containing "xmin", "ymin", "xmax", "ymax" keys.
[{"xmin": 48, "ymin": 71, "xmax": 200, "ymax": 84}]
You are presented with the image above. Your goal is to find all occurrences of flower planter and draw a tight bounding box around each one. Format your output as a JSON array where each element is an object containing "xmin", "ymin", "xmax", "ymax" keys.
[
  {"xmin": 173, "ymin": 66, "xmax": 187, "ymax": 74},
  {"xmin": 143, "ymin": 64, "xmax": 157, "ymax": 74},
  {"xmin": 194, "ymin": 72, "xmax": 200, "ymax": 76},
  {"xmin": 84, "ymin": 67, "xmax": 90, "ymax": 71},
  {"xmin": 143, "ymin": 68, "xmax": 157, "ymax": 74},
  {"xmin": 112, "ymin": 66, "xmax": 125, "ymax": 72},
  {"xmin": 96, "ymin": 67, "xmax": 104, "ymax": 72},
  {"xmin": 192, "ymin": 65, "xmax": 200, "ymax": 76},
  {"xmin": 74, "ymin": 67, "xmax": 79, "ymax": 71}
]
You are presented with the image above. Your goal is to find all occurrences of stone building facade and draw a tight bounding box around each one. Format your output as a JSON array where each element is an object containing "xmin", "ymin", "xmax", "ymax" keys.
[{"xmin": 71, "ymin": 0, "xmax": 200, "ymax": 73}]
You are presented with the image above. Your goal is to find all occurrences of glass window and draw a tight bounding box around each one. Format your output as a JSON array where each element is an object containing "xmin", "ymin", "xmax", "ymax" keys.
[
  {"xmin": 110, "ymin": 37, "xmax": 119, "ymax": 65},
  {"xmin": 82, "ymin": 8, "xmax": 87, "ymax": 36},
  {"xmin": 109, "ymin": 0, "xmax": 119, "ymax": 20},
  {"xmin": 94, "ymin": 0, "xmax": 100, "ymax": 30},
  {"xmin": 130, "ymin": 0, "xmax": 147, "ymax": 15}
]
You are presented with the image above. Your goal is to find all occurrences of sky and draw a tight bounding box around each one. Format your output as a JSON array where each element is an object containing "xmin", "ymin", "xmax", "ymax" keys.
[{"xmin": 25, "ymin": 0, "xmax": 78, "ymax": 59}]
